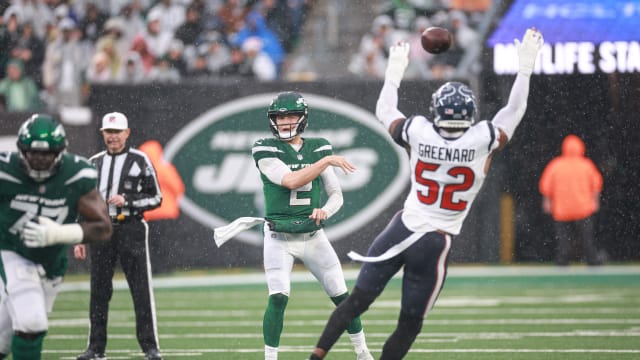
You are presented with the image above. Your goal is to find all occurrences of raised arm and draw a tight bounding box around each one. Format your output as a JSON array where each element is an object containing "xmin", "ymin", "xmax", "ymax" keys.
[
  {"xmin": 376, "ymin": 42, "xmax": 410, "ymax": 135},
  {"xmin": 492, "ymin": 28, "xmax": 544, "ymax": 148}
]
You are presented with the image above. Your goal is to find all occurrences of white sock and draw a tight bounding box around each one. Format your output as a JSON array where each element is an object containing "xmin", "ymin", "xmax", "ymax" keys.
[
  {"xmin": 349, "ymin": 330, "xmax": 369, "ymax": 354},
  {"xmin": 265, "ymin": 345, "xmax": 278, "ymax": 360}
]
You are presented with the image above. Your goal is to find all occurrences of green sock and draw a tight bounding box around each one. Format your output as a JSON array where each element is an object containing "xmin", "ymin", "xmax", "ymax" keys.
[
  {"xmin": 331, "ymin": 293, "xmax": 363, "ymax": 334},
  {"xmin": 12, "ymin": 332, "xmax": 45, "ymax": 360},
  {"xmin": 263, "ymin": 293, "xmax": 288, "ymax": 347}
]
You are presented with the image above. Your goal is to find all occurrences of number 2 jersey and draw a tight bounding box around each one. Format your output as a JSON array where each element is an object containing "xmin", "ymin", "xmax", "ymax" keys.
[
  {"xmin": 0, "ymin": 151, "xmax": 97, "ymax": 277},
  {"xmin": 394, "ymin": 116, "xmax": 500, "ymax": 235},
  {"xmin": 252, "ymin": 137, "xmax": 332, "ymax": 234}
]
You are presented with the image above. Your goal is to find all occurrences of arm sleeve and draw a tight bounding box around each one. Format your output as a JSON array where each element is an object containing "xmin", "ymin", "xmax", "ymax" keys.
[
  {"xmin": 320, "ymin": 167, "xmax": 343, "ymax": 219},
  {"xmin": 127, "ymin": 156, "xmax": 163, "ymax": 212},
  {"xmin": 376, "ymin": 80, "xmax": 406, "ymax": 131},
  {"xmin": 257, "ymin": 157, "xmax": 291, "ymax": 185},
  {"xmin": 491, "ymin": 73, "xmax": 531, "ymax": 140}
]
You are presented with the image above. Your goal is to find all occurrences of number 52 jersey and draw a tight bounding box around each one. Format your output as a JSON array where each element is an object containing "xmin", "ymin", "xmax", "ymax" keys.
[
  {"xmin": 0, "ymin": 151, "xmax": 97, "ymax": 277},
  {"xmin": 396, "ymin": 117, "xmax": 500, "ymax": 235}
]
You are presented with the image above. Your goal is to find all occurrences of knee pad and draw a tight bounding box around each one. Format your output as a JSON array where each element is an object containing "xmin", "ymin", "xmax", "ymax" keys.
[
  {"xmin": 265, "ymin": 269, "xmax": 291, "ymax": 296},
  {"xmin": 320, "ymin": 267, "xmax": 347, "ymax": 297},
  {"xmin": 13, "ymin": 312, "xmax": 48, "ymax": 334}
]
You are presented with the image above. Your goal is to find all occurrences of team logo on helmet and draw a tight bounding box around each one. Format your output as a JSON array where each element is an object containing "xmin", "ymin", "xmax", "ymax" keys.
[
  {"xmin": 17, "ymin": 114, "xmax": 67, "ymax": 181},
  {"xmin": 268, "ymin": 91, "xmax": 309, "ymax": 140},
  {"xmin": 431, "ymin": 82, "xmax": 476, "ymax": 129}
]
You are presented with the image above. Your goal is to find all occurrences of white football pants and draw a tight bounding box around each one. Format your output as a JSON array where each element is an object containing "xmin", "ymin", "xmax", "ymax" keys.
[
  {"xmin": 263, "ymin": 225, "xmax": 348, "ymax": 297},
  {"xmin": 0, "ymin": 250, "xmax": 61, "ymax": 353}
]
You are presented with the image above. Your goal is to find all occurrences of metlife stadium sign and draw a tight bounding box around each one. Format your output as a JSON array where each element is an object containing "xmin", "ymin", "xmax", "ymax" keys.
[{"xmin": 487, "ymin": 0, "xmax": 640, "ymax": 75}]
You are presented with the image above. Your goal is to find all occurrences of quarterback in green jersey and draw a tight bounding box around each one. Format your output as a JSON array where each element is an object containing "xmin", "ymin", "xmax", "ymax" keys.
[
  {"xmin": 0, "ymin": 114, "xmax": 112, "ymax": 360},
  {"xmin": 251, "ymin": 92, "xmax": 373, "ymax": 360}
]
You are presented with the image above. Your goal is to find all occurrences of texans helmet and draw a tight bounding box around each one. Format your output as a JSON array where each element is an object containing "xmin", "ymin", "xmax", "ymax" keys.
[
  {"xmin": 430, "ymin": 82, "xmax": 476, "ymax": 130},
  {"xmin": 17, "ymin": 114, "xmax": 67, "ymax": 181},
  {"xmin": 268, "ymin": 91, "xmax": 308, "ymax": 140}
]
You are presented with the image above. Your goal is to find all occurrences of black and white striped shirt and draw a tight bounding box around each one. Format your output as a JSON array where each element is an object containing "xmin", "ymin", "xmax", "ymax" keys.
[{"xmin": 90, "ymin": 146, "xmax": 162, "ymax": 218}]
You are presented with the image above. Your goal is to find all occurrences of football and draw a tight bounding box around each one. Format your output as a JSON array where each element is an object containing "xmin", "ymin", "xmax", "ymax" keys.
[{"xmin": 421, "ymin": 27, "xmax": 452, "ymax": 54}]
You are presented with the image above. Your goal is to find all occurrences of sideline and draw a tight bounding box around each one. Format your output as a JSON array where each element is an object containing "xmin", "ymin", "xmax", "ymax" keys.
[{"xmin": 60, "ymin": 264, "xmax": 640, "ymax": 292}]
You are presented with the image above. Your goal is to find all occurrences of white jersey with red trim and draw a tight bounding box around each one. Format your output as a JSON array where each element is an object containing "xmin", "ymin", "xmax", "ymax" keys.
[{"xmin": 398, "ymin": 116, "xmax": 500, "ymax": 235}]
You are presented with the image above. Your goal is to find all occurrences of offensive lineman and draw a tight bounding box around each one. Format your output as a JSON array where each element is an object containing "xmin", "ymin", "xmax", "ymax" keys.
[
  {"xmin": 251, "ymin": 92, "xmax": 373, "ymax": 360},
  {"xmin": 308, "ymin": 28, "xmax": 544, "ymax": 359},
  {"xmin": 0, "ymin": 114, "xmax": 112, "ymax": 359}
]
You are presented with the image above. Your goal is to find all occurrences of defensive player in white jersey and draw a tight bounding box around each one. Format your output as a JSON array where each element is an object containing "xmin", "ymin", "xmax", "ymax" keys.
[
  {"xmin": 308, "ymin": 28, "xmax": 544, "ymax": 359},
  {"xmin": 252, "ymin": 92, "xmax": 373, "ymax": 360}
]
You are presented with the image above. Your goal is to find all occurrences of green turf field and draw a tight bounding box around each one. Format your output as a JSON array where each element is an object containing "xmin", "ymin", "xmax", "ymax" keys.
[{"xmin": 44, "ymin": 265, "xmax": 640, "ymax": 359}]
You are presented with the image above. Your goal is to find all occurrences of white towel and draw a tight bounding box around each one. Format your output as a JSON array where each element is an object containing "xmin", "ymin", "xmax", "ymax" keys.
[
  {"xmin": 347, "ymin": 232, "xmax": 424, "ymax": 263},
  {"xmin": 213, "ymin": 217, "xmax": 265, "ymax": 247}
]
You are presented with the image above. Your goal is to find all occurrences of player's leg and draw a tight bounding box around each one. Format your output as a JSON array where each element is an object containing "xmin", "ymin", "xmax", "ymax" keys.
[
  {"xmin": 554, "ymin": 221, "xmax": 572, "ymax": 265},
  {"xmin": 0, "ymin": 273, "xmax": 13, "ymax": 358},
  {"xmin": 379, "ymin": 232, "xmax": 451, "ymax": 360},
  {"xmin": 577, "ymin": 216, "xmax": 600, "ymax": 265},
  {"xmin": 119, "ymin": 221, "xmax": 160, "ymax": 354},
  {"xmin": 0, "ymin": 251, "xmax": 49, "ymax": 360},
  {"xmin": 302, "ymin": 230, "xmax": 372, "ymax": 358},
  {"xmin": 85, "ymin": 232, "xmax": 118, "ymax": 354},
  {"xmin": 263, "ymin": 226, "xmax": 295, "ymax": 360},
  {"xmin": 310, "ymin": 213, "xmax": 408, "ymax": 359}
]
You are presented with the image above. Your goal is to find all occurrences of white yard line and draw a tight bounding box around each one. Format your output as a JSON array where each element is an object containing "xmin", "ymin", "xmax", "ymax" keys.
[{"xmin": 60, "ymin": 264, "xmax": 640, "ymax": 292}]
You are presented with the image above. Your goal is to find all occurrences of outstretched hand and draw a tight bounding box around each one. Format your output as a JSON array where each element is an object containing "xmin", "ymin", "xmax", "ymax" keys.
[
  {"xmin": 326, "ymin": 155, "xmax": 356, "ymax": 174},
  {"xmin": 385, "ymin": 41, "xmax": 410, "ymax": 87},
  {"xmin": 515, "ymin": 27, "xmax": 544, "ymax": 76}
]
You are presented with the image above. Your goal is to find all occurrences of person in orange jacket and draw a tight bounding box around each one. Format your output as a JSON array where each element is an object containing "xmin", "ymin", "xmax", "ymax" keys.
[
  {"xmin": 138, "ymin": 140, "xmax": 185, "ymax": 221},
  {"xmin": 539, "ymin": 134, "xmax": 603, "ymax": 266}
]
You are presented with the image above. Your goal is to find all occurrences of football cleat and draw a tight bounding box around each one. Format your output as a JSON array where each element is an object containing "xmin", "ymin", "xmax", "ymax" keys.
[
  {"xmin": 144, "ymin": 348, "xmax": 163, "ymax": 360},
  {"xmin": 356, "ymin": 349, "xmax": 374, "ymax": 360},
  {"xmin": 76, "ymin": 349, "xmax": 106, "ymax": 360}
]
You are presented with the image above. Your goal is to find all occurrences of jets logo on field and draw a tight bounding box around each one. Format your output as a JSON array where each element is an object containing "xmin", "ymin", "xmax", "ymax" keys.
[{"xmin": 164, "ymin": 93, "xmax": 408, "ymax": 246}]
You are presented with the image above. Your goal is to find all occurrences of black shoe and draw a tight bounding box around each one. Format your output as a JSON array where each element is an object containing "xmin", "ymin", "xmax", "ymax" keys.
[
  {"xmin": 144, "ymin": 349, "xmax": 163, "ymax": 360},
  {"xmin": 76, "ymin": 349, "xmax": 106, "ymax": 360}
]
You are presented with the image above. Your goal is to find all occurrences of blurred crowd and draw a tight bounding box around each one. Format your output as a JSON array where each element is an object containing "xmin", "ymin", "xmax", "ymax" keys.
[
  {"xmin": 0, "ymin": 0, "xmax": 313, "ymax": 113},
  {"xmin": 348, "ymin": 0, "xmax": 489, "ymax": 81}
]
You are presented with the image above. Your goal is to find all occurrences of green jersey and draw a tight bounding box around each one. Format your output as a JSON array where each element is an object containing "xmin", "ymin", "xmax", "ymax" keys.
[
  {"xmin": 0, "ymin": 151, "xmax": 97, "ymax": 277},
  {"xmin": 252, "ymin": 137, "xmax": 332, "ymax": 233}
]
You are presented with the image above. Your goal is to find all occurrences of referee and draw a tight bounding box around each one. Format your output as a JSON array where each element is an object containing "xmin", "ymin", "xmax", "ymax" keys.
[{"xmin": 74, "ymin": 112, "xmax": 163, "ymax": 360}]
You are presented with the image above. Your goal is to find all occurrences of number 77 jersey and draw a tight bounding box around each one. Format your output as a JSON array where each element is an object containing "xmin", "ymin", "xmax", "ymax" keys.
[
  {"xmin": 0, "ymin": 151, "xmax": 97, "ymax": 277},
  {"xmin": 397, "ymin": 117, "xmax": 500, "ymax": 235}
]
